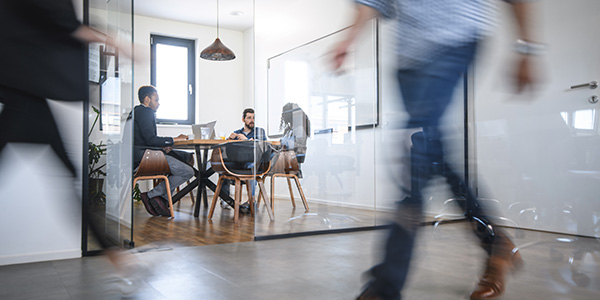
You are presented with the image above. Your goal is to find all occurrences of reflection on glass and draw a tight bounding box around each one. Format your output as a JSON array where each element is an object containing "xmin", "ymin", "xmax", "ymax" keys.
[
  {"xmin": 560, "ymin": 109, "xmax": 597, "ymax": 133},
  {"xmin": 284, "ymin": 61, "xmax": 309, "ymax": 106},
  {"xmin": 573, "ymin": 109, "xmax": 596, "ymax": 130},
  {"xmin": 261, "ymin": 19, "xmax": 379, "ymax": 238},
  {"xmin": 101, "ymin": 77, "xmax": 121, "ymax": 135},
  {"xmin": 155, "ymin": 43, "xmax": 188, "ymax": 120}
]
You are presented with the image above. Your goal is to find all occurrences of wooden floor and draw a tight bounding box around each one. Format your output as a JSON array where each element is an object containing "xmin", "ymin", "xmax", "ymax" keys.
[
  {"xmin": 131, "ymin": 196, "xmax": 254, "ymax": 248},
  {"xmin": 130, "ymin": 193, "xmax": 392, "ymax": 249}
]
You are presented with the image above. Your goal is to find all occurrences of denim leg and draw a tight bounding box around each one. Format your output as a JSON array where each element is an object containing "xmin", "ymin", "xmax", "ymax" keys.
[
  {"xmin": 370, "ymin": 199, "xmax": 422, "ymax": 300},
  {"xmin": 366, "ymin": 43, "xmax": 480, "ymax": 299},
  {"xmin": 148, "ymin": 155, "xmax": 194, "ymax": 203}
]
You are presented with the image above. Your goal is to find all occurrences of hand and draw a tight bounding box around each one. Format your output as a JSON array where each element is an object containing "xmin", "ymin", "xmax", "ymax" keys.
[
  {"xmin": 332, "ymin": 40, "xmax": 351, "ymax": 71},
  {"xmin": 173, "ymin": 134, "xmax": 188, "ymax": 142},
  {"xmin": 162, "ymin": 146, "xmax": 172, "ymax": 153},
  {"xmin": 514, "ymin": 55, "xmax": 537, "ymax": 93},
  {"xmin": 228, "ymin": 133, "xmax": 247, "ymax": 140}
]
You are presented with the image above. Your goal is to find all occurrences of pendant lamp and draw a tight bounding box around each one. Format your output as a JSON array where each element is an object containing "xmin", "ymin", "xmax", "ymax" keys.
[{"xmin": 200, "ymin": 0, "xmax": 236, "ymax": 61}]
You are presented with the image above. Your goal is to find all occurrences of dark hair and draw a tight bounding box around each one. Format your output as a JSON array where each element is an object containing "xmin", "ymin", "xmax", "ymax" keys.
[
  {"xmin": 138, "ymin": 85, "xmax": 157, "ymax": 103},
  {"xmin": 279, "ymin": 103, "xmax": 311, "ymax": 137},
  {"xmin": 243, "ymin": 108, "xmax": 254, "ymax": 119}
]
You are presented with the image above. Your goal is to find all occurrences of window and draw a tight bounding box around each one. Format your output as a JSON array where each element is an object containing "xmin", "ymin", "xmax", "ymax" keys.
[{"xmin": 151, "ymin": 35, "xmax": 195, "ymax": 124}]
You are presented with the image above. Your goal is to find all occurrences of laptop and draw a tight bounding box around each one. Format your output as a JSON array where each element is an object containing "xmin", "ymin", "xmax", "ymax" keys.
[{"xmin": 192, "ymin": 121, "xmax": 217, "ymax": 139}]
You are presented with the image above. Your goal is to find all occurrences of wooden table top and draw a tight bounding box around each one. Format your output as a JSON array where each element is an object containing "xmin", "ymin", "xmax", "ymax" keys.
[{"xmin": 173, "ymin": 139, "xmax": 280, "ymax": 149}]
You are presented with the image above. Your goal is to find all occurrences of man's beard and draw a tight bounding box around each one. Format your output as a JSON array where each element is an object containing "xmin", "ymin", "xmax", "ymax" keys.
[{"xmin": 246, "ymin": 122, "xmax": 255, "ymax": 129}]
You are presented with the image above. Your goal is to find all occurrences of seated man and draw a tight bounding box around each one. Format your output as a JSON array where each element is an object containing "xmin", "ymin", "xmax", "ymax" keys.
[
  {"xmin": 134, "ymin": 85, "xmax": 194, "ymax": 217},
  {"xmin": 221, "ymin": 108, "xmax": 266, "ymax": 210},
  {"xmin": 228, "ymin": 108, "xmax": 266, "ymax": 141}
]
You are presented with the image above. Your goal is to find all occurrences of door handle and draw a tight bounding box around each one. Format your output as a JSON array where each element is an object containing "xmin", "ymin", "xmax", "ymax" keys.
[{"xmin": 570, "ymin": 81, "xmax": 598, "ymax": 90}]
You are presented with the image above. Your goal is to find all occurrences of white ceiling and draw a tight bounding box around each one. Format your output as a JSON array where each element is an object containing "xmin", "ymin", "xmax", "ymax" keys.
[{"xmin": 134, "ymin": 0, "xmax": 254, "ymax": 32}]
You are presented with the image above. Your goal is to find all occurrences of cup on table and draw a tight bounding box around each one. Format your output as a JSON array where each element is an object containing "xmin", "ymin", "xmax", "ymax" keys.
[{"xmin": 219, "ymin": 132, "xmax": 226, "ymax": 140}]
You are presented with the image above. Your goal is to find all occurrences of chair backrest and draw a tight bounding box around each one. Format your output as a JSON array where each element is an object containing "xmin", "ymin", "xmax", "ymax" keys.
[
  {"xmin": 211, "ymin": 141, "xmax": 272, "ymax": 176},
  {"xmin": 134, "ymin": 149, "xmax": 170, "ymax": 177},
  {"xmin": 269, "ymin": 150, "xmax": 300, "ymax": 175}
]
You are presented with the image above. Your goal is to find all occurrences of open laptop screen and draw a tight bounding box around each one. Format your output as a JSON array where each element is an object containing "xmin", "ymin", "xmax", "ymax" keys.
[{"xmin": 192, "ymin": 121, "xmax": 216, "ymax": 139}]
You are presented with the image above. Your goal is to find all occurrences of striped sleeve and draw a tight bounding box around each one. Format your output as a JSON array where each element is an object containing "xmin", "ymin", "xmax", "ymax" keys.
[{"xmin": 355, "ymin": 0, "xmax": 396, "ymax": 19}]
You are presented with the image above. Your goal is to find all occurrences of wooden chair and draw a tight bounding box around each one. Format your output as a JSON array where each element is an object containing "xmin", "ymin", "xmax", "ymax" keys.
[
  {"xmin": 265, "ymin": 149, "xmax": 309, "ymax": 212},
  {"xmin": 208, "ymin": 141, "xmax": 274, "ymax": 223},
  {"xmin": 133, "ymin": 149, "xmax": 174, "ymax": 217}
]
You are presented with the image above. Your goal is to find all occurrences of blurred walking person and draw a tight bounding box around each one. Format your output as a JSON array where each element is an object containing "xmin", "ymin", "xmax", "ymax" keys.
[
  {"xmin": 333, "ymin": 1, "xmax": 539, "ymax": 299},
  {"xmin": 0, "ymin": 0, "xmax": 145, "ymax": 296}
]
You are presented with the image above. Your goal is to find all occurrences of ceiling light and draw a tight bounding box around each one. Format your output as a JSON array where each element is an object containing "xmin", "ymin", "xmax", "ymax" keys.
[{"xmin": 200, "ymin": 0, "xmax": 236, "ymax": 61}]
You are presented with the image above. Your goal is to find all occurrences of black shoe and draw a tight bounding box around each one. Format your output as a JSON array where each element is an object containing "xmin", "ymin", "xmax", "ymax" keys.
[
  {"xmin": 239, "ymin": 202, "xmax": 251, "ymax": 215},
  {"xmin": 140, "ymin": 193, "xmax": 158, "ymax": 216},
  {"xmin": 150, "ymin": 196, "xmax": 171, "ymax": 217}
]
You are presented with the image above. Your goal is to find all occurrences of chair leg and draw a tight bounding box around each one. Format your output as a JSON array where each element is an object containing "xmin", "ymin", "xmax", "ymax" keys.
[
  {"xmin": 234, "ymin": 179, "xmax": 242, "ymax": 223},
  {"xmin": 188, "ymin": 180, "xmax": 195, "ymax": 204},
  {"xmin": 256, "ymin": 179, "xmax": 263, "ymax": 210},
  {"xmin": 258, "ymin": 178, "xmax": 274, "ymax": 221},
  {"xmin": 163, "ymin": 175, "xmax": 174, "ymax": 218},
  {"xmin": 270, "ymin": 175, "xmax": 275, "ymax": 210},
  {"xmin": 246, "ymin": 180, "xmax": 255, "ymax": 216},
  {"xmin": 286, "ymin": 177, "xmax": 296, "ymax": 208},
  {"xmin": 245, "ymin": 180, "xmax": 253, "ymax": 203},
  {"xmin": 293, "ymin": 175, "xmax": 309, "ymax": 211},
  {"xmin": 208, "ymin": 177, "xmax": 224, "ymax": 219}
]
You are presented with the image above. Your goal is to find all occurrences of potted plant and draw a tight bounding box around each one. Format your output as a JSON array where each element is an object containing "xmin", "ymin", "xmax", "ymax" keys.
[{"xmin": 89, "ymin": 106, "xmax": 106, "ymax": 205}]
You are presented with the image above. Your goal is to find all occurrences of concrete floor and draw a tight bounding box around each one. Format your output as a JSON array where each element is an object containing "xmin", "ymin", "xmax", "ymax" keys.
[{"xmin": 1, "ymin": 223, "xmax": 599, "ymax": 300}]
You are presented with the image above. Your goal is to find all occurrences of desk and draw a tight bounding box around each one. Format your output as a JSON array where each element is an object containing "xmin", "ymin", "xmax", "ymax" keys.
[
  {"xmin": 173, "ymin": 139, "xmax": 233, "ymax": 217},
  {"xmin": 173, "ymin": 139, "xmax": 280, "ymax": 217}
]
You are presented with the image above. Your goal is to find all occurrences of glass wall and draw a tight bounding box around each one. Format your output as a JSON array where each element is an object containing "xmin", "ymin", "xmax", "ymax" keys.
[
  {"xmin": 254, "ymin": 11, "xmax": 381, "ymax": 238},
  {"xmin": 85, "ymin": 0, "xmax": 134, "ymax": 252}
]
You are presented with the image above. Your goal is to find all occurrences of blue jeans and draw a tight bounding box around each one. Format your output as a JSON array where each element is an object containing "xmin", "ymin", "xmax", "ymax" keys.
[{"xmin": 366, "ymin": 42, "xmax": 502, "ymax": 300}]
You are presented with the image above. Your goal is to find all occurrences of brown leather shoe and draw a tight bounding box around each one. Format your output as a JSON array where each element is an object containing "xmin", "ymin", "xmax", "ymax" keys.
[
  {"xmin": 356, "ymin": 286, "xmax": 383, "ymax": 300},
  {"xmin": 470, "ymin": 239, "xmax": 524, "ymax": 300},
  {"xmin": 140, "ymin": 193, "xmax": 158, "ymax": 216}
]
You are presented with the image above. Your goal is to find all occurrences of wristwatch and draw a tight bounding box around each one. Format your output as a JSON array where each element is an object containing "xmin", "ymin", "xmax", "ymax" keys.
[{"xmin": 515, "ymin": 39, "xmax": 545, "ymax": 55}]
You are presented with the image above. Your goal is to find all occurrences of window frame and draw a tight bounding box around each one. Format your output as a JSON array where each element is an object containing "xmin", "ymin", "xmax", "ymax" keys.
[{"xmin": 150, "ymin": 34, "xmax": 196, "ymax": 125}]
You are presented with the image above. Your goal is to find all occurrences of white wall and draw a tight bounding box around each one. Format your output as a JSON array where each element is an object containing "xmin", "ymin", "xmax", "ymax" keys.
[{"xmin": 133, "ymin": 15, "xmax": 247, "ymax": 137}]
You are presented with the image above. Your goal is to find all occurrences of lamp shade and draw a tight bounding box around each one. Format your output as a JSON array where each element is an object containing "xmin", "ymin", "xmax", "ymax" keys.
[{"xmin": 200, "ymin": 38, "xmax": 236, "ymax": 61}]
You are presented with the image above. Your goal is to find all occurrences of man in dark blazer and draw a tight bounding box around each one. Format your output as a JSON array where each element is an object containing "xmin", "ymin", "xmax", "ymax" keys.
[{"xmin": 134, "ymin": 85, "xmax": 194, "ymax": 217}]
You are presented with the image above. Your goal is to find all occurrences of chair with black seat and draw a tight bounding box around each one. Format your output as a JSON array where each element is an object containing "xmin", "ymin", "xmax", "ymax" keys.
[
  {"xmin": 264, "ymin": 149, "xmax": 309, "ymax": 212},
  {"xmin": 133, "ymin": 149, "xmax": 174, "ymax": 218},
  {"xmin": 208, "ymin": 140, "xmax": 274, "ymax": 223}
]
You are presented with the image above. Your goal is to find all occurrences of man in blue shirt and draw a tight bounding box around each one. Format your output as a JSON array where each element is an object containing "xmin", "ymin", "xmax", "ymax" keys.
[
  {"xmin": 222, "ymin": 108, "xmax": 266, "ymax": 210},
  {"xmin": 229, "ymin": 108, "xmax": 266, "ymax": 141}
]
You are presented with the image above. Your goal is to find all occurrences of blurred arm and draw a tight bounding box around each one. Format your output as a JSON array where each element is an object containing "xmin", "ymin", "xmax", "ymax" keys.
[
  {"xmin": 332, "ymin": 4, "xmax": 379, "ymax": 70},
  {"xmin": 507, "ymin": 1, "xmax": 538, "ymax": 92}
]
